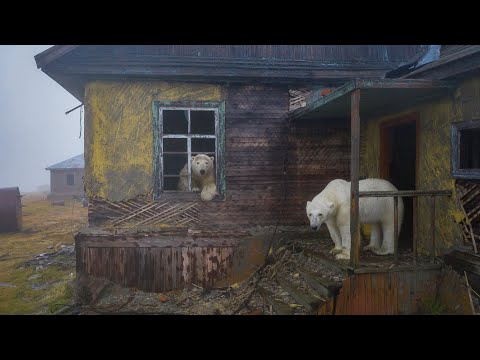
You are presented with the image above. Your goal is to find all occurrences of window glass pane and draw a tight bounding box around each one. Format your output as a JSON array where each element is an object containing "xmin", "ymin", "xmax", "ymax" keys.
[
  {"xmin": 163, "ymin": 177, "xmax": 180, "ymax": 191},
  {"xmin": 460, "ymin": 128, "xmax": 480, "ymax": 169},
  {"xmin": 163, "ymin": 110, "xmax": 188, "ymax": 134},
  {"xmin": 190, "ymin": 110, "xmax": 215, "ymax": 135},
  {"xmin": 163, "ymin": 154, "xmax": 188, "ymax": 175},
  {"xmin": 67, "ymin": 174, "xmax": 74, "ymax": 186},
  {"xmin": 192, "ymin": 138, "xmax": 216, "ymax": 154},
  {"xmin": 163, "ymin": 138, "xmax": 187, "ymax": 153}
]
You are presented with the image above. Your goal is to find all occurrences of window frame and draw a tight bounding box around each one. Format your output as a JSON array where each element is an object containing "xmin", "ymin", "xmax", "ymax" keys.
[
  {"xmin": 66, "ymin": 174, "xmax": 75, "ymax": 186},
  {"xmin": 153, "ymin": 100, "xmax": 226, "ymax": 200},
  {"xmin": 451, "ymin": 119, "xmax": 480, "ymax": 179}
]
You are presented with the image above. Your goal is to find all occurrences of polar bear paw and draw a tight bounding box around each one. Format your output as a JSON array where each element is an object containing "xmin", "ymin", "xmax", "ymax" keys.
[
  {"xmin": 363, "ymin": 244, "xmax": 379, "ymax": 252},
  {"xmin": 373, "ymin": 247, "xmax": 393, "ymax": 256},
  {"xmin": 329, "ymin": 247, "xmax": 344, "ymax": 254},
  {"xmin": 335, "ymin": 251, "xmax": 350, "ymax": 260},
  {"xmin": 192, "ymin": 187, "xmax": 200, "ymax": 192},
  {"xmin": 200, "ymin": 184, "xmax": 217, "ymax": 201}
]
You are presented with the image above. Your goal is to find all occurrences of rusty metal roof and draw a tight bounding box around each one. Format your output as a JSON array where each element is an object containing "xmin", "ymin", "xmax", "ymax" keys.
[
  {"xmin": 46, "ymin": 154, "xmax": 84, "ymax": 170},
  {"xmin": 288, "ymin": 78, "xmax": 456, "ymax": 121}
]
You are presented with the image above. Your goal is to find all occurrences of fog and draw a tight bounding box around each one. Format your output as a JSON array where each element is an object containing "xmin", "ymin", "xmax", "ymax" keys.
[{"xmin": 0, "ymin": 45, "xmax": 83, "ymax": 193}]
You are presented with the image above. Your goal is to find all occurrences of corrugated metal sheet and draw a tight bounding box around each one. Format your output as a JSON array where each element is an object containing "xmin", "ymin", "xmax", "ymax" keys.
[
  {"xmin": 0, "ymin": 187, "xmax": 22, "ymax": 233},
  {"xmin": 46, "ymin": 154, "xmax": 84, "ymax": 170}
]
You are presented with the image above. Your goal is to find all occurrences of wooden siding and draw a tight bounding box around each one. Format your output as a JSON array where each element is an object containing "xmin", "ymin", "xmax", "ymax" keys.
[
  {"xmin": 49, "ymin": 169, "xmax": 85, "ymax": 199},
  {"xmin": 318, "ymin": 267, "xmax": 472, "ymax": 315},
  {"xmin": 53, "ymin": 45, "xmax": 425, "ymax": 64},
  {"xmin": 86, "ymin": 81, "xmax": 353, "ymax": 227},
  {"xmin": 287, "ymin": 118, "xmax": 351, "ymax": 224}
]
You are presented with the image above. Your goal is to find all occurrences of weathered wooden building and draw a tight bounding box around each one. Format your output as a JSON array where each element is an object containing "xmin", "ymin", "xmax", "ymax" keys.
[
  {"xmin": 34, "ymin": 45, "xmax": 477, "ymax": 313},
  {"xmin": 45, "ymin": 154, "xmax": 85, "ymax": 200}
]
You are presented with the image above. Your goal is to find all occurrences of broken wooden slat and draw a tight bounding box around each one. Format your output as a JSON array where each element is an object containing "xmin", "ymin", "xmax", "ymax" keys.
[
  {"xmin": 257, "ymin": 286, "xmax": 294, "ymax": 315},
  {"xmin": 276, "ymin": 278, "xmax": 325, "ymax": 313},
  {"xmin": 302, "ymin": 249, "xmax": 352, "ymax": 276},
  {"xmin": 296, "ymin": 266, "xmax": 342, "ymax": 298}
]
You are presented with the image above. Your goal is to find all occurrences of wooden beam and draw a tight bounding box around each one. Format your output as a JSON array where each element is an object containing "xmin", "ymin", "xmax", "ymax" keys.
[{"xmin": 350, "ymin": 89, "xmax": 361, "ymax": 267}]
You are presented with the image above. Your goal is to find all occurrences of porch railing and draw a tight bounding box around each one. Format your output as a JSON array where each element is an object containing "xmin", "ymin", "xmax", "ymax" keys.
[{"xmin": 351, "ymin": 190, "xmax": 452, "ymax": 267}]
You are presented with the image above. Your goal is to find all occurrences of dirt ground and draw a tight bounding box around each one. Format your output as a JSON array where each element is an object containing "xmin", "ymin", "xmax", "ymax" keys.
[{"xmin": 0, "ymin": 193, "xmax": 87, "ymax": 314}]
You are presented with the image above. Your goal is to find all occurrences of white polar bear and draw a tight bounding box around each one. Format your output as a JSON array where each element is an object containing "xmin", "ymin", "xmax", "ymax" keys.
[
  {"xmin": 306, "ymin": 178, "xmax": 404, "ymax": 260},
  {"xmin": 177, "ymin": 154, "xmax": 218, "ymax": 201}
]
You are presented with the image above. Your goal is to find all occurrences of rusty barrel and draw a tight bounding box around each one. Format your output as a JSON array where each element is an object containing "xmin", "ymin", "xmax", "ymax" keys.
[{"xmin": 0, "ymin": 187, "xmax": 22, "ymax": 233}]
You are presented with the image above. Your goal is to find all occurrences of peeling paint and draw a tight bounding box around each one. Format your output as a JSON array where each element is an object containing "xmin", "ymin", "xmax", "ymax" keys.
[
  {"xmin": 361, "ymin": 76, "xmax": 480, "ymax": 255},
  {"xmin": 84, "ymin": 81, "xmax": 222, "ymax": 201}
]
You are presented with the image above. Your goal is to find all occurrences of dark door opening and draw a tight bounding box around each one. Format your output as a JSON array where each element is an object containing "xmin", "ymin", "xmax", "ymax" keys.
[{"xmin": 380, "ymin": 117, "xmax": 417, "ymax": 250}]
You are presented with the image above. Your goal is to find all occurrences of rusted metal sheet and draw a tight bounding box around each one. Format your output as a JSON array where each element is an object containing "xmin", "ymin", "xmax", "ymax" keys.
[{"xmin": 0, "ymin": 187, "xmax": 22, "ymax": 233}]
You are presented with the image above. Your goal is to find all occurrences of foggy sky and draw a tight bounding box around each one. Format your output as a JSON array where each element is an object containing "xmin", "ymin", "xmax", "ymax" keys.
[{"xmin": 0, "ymin": 45, "xmax": 83, "ymax": 192}]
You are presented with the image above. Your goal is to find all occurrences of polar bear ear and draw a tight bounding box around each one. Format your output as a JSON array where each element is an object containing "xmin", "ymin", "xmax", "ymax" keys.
[
  {"xmin": 209, "ymin": 156, "xmax": 214, "ymax": 162},
  {"xmin": 306, "ymin": 201, "xmax": 311, "ymax": 206},
  {"xmin": 192, "ymin": 156, "xmax": 196, "ymax": 162},
  {"xmin": 326, "ymin": 201, "xmax": 334, "ymax": 209}
]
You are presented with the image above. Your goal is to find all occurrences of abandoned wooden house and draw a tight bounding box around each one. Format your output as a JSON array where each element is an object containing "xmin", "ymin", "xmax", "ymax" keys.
[
  {"xmin": 34, "ymin": 45, "xmax": 478, "ymax": 314},
  {"xmin": 45, "ymin": 154, "xmax": 85, "ymax": 200}
]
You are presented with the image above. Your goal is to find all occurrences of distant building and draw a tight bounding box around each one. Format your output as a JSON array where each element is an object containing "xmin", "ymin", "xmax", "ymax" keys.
[{"xmin": 45, "ymin": 154, "xmax": 85, "ymax": 200}]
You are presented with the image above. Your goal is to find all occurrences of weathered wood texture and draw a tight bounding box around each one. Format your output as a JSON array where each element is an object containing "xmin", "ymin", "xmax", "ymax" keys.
[
  {"xmin": 287, "ymin": 118, "xmax": 351, "ymax": 224},
  {"xmin": 317, "ymin": 267, "xmax": 473, "ymax": 314},
  {"xmin": 48, "ymin": 169, "xmax": 85, "ymax": 200},
  {"xmin": 87, "ymin": 84, "xmax": 351, "ymax": 227},
  {"xmin": 76, "ymin": 243, "xmax": 236, "ymax": 292}
]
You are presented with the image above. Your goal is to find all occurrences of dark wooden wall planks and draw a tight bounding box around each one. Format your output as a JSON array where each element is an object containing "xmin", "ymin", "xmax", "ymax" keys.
[{"xmin": 87, "ymin": 84, "xmax": 352, "ymax": 228}]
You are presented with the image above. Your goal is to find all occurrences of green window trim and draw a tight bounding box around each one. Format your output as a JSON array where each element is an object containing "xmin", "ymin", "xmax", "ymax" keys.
[
  {"xmin": 451, "ymin": 119, "xmax": 480, "ymax": 180},
  {"xmin": 152, "ymin": 100, "xmax": 226, "ymax": 200}
]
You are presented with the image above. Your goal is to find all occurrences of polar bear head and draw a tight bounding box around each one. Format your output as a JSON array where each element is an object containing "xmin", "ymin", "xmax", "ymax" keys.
[
  {"xmin": 191, "ymin": 154, "xmax": 214, "ymax": 177},
  {"xmin": 306, "ymin": 199, "xmax": 334, "ymax": 231}
]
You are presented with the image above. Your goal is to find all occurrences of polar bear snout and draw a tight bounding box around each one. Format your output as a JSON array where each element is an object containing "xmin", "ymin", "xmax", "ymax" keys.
[
  {"xmin": 311, "ymin": 225, "xmax": 319, "ymax": 231},
  {"xmin": 200, "ymin": 169, "xmax": 205, "ymax": 175}
]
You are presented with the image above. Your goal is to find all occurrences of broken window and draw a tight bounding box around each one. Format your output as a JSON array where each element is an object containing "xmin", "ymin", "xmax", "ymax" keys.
[
  {"xmin": 155, "ymin": 103, "xmax": 225, "ymax": 198},
  {"xmin": 452, "ymin": 120, "xmax": 480, "ymax": 179},
  {"xmin": 66, "ymin": 174, "xmax": 74, "ymax": 186}
]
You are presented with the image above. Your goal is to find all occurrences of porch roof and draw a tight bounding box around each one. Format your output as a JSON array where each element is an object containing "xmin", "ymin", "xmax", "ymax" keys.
[{"xmin": 288, "ymin": 78, "xmax": 456, "ymax": 121}]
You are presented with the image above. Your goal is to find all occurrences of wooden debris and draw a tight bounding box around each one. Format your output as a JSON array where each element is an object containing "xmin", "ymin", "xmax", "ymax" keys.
[
  {"xmin": 276, "ymin": 278, "xmax": 324, "ymax": 313},
  {"xmin": 257, "ymin": 286, "xmax": 294, "ymax": 315}
]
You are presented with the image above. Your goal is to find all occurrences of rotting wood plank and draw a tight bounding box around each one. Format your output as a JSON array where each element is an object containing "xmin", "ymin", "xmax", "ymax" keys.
[
  {"xmin": 302, "ymin": 249, "xmax": 352, "ymax": 275},
  {"xmin": 296, "ymin": 266, "xmax": 342, "ymax": 298},
  {"xmin": 257, "ymin": 286, "xmax": 294, "ymax": 315},
  {"xmin": 276, "ymin": 278, "xmax": 325, "ymax": 313}
]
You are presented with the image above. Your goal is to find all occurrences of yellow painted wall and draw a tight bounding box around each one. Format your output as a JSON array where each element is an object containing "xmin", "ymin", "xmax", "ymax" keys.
[
  {"xmin": 361, "ymin": 76, "xmax": 480, "ymax": 255},
  {"xmin": 84, "ymin": 81, "xmax": 222, "ymax": 201}
]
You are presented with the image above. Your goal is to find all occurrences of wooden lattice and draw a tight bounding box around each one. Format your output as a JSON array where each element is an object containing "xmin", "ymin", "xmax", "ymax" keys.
[
  {"xmin": 455, "ymin": 180, "xmax": 480, "ymax": 253},
  {"xmin": 89, "ymin": 196, "xmax": 201, "ymax": 229},
  {"xmin": 289, "ymin": 89, "xmax": 310, "ymax": 111}
]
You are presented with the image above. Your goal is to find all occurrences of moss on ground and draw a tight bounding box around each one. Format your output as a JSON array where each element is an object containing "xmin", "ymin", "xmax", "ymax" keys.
[{"xmin": 0, "ymin": 194, "xmax": 87, "ymax": 314}]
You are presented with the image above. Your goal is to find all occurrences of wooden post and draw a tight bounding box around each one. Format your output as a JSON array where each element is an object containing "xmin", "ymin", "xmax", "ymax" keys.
[
  {"xmin": 413, "ymin": 197, "xmax": 417, "ymax": 266},
  {"xmin": 394, "ymin": 196, "xmax": 399, "ymax": 264},
  {"xmin": 350, "ymin": 89, "xmax": 361, "ymax": 267},
  {"xmin": 431, "ymin": 196, "xmax": 436, "ymax": 262}
]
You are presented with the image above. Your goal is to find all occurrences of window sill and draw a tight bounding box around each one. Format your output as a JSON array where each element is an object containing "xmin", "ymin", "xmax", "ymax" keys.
[
  {"xmin": 156, "ymin": 192, "xmax": 226, "ymax": 202},
  {"xmin": 452, "ymin": 170, "xmax": 480, "ymax": 180}
]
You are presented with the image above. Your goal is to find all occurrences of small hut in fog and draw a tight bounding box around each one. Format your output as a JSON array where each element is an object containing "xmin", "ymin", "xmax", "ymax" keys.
[{"xmin": 46, "ymin": 154, "xmax": 85, "ymax": 200}]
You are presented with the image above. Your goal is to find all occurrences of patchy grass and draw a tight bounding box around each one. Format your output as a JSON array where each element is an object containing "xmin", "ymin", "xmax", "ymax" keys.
[{"xmin": 0, "ymin": 193, "xmax": 87, "ymax": 314}]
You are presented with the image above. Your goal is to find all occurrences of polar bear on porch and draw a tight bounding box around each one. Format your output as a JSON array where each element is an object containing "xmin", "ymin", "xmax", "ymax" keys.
[
  {"xmin": 306, "ymin": 178, "xmax": 404, "ymax": 260},
  {"xmin": 178, "ymin": 154, "xmax": 218, "ymax": 201}
]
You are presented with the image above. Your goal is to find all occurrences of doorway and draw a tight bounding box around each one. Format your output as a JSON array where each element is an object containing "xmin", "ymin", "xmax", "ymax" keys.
[{"xmin": 380, "ymin": 115, "xmax": 418, "ymax": 250}]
